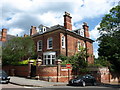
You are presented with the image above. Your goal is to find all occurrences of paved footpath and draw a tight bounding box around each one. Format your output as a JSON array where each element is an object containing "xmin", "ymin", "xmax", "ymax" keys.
[{"xmin": 10, "ymin": 76, "xmax": 67, "ymax": 87}]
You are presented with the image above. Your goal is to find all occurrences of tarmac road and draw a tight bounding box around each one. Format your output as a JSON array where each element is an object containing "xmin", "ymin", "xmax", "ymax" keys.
[{"xmin": 1, "ymin": 83, "xmax": 120, "ymax": 90}]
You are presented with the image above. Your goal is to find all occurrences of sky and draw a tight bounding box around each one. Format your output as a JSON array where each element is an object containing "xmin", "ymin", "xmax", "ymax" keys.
[{"xmin": 1, "ymin": 0, "xmax": 119, "ymax": 58}]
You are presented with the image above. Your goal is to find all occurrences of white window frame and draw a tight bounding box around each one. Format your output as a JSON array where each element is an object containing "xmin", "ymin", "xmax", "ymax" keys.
[
  {"xmin": 43, "ymin": 52, "xmax": 56, "ymax": 65},
  {"xmin": 47, "ymin": 37, "xmax": 53, "ymax": 49},
  {"xmin": 77, "ymin": 41, "xmax": 81, "ymax": 51},
  {"xmin": 61, "ymin": 36, "xmax": 65, "ymax": 48},
  {"xmin": 37, "ymin": 40, "xmax": 42, "ymax": 51},
  {"xmin": 83, "ymin": 42, "xmax": 86, "ymax": 48},
  {"xmin": 80, "ymin": 29, "xmax": 84, "ymax": 37}
]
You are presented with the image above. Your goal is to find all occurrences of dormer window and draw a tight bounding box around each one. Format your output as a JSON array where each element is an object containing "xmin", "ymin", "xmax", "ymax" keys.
[
  {"xmin": 43, "ymin": 27, "xmax": 46, "ymax": 33},
  {"xmin": 38, "ymin": 24, "xmax": 47, "ymax": 34},
  {"xmin": 80, "ymin": 29, "xmax": 84, "ymax": 37}
]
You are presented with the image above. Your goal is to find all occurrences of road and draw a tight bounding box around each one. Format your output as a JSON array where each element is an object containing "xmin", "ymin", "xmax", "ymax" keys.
[{"xmin": 1, "ymin": 83, "xmax": 120, "ymax": 90}]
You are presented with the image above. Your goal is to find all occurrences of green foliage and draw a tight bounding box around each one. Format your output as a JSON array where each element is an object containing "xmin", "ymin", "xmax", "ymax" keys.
[
  {"xmin": 2, "ymin": 36, "xmax": 35, "ymax": 65},
  {"xmin": 94, "ymin": 57, "xmax": 110, "ymax": 67},
  {"xmin": 97, "ymin": 5, "xmax": 120, "ymax": 73},
  {"xmin": 58, "ymin": 47, "xmax": 89, "ymax": 73},
  {"xmin": 98, "ymin": 5, "xmax": 120, "ymax": 35}
]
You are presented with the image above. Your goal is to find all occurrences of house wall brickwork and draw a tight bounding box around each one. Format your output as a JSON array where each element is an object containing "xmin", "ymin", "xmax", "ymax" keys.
[{"xmin": 33, "ymin": 30, "xmax": 94, "ymax": 64}]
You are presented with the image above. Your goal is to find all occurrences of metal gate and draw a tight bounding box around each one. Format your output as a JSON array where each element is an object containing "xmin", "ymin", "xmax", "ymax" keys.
[{"xmin": 30, "ymin": 65, "xmax": 36, "ymax": 77}]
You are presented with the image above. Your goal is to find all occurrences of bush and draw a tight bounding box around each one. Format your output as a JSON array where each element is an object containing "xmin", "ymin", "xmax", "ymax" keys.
[{"xmin": 11, "ymin": 59, "xmax": 36, "ymax": 66}]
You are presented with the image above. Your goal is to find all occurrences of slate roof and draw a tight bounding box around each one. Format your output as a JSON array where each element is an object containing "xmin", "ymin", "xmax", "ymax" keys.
[{"xmin": 32, "ymin": 24, "xmax": 94, "ymax": 42}]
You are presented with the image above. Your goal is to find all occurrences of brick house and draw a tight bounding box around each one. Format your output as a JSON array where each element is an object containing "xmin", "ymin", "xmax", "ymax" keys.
[{"xmin": 30, "ymin": 12, "xmax": 94, "ymax": 65}]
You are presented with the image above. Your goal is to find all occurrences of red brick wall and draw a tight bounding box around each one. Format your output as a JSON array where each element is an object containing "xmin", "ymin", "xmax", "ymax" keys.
[
  {"xmin": 37, "ymin": 66, "xmax": 57, "ymax": 76},
  {"xmin": 86, "ymin": 41, "xmax": 94, "ymax": 64},
  {"xmin": 0, "ymin": 28, "xmax": 7, "ymax": 42},
  {"xmin": 3, "ymin": 65, "xmax": 29, "ymax": 77},
  {"xmin": 37, "ymin": 65, "xmax": 73, "ymax": 82},
  {"xmin": 32, "ymin": 29, "xmax": 94, "ymax": 64}
]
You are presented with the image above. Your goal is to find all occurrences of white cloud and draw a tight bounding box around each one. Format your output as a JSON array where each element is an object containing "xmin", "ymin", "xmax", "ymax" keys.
[
  {"xmin": 1, "ymin": 0, "xmax": 119, "ymax": 58},
  {"xmin": 90, "ymin": 24, "xmax": 100, "ymax": 58},
  {"xmin": 8, "ymin": 28, "xmax": 24, "ymax": 36},
  {"xmin": 1, "ymin": 0, "xmax": 119, "ymax": 38},
  {"xmin": 93, "ymin": 41, "xmax": 99, "ymax": 58},
  {"xmin": 90, "ymin": 24, "xmax": 100, "ymax": 40}
]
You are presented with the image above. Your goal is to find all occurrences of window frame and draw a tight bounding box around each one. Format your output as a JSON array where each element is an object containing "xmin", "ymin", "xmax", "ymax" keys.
[
  {"xmin": 43, "ymin": 52, "xmax": 56, "ymax": 65},
  {"xmin": 61, "ymin": 36, "xmax": 65, "ymax": 48},
  {"xmin": 47, "ymin": 37, "xmax": 53, "ymax": 49},
  {"xmin": 37, "ymin": 40, "xmax": 42, "ymax": 51},
  {"xmin": 77, "ymin": 41, "xmax": 81, "ymax": 51}
]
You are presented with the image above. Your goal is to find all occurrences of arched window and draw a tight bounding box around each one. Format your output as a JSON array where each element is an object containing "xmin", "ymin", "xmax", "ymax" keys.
[
  {"xmin": 47, "ymin": 37, "xmax": 53, "ymax": 49},
  {"xmin": 62, "ymin": 36, "xmax": 65, "ymax": 48},
  {"xmin": 77, "ymin": 41, "xmax": 81, "ymax": 51},
  {"xmin": 37, "ymin": 40, "xmax": 42, "ymax": 51}
]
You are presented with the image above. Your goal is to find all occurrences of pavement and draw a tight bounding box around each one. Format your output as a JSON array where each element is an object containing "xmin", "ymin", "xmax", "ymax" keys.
[
  {"xmin": 10, "ymin": 76, "xmax": 68, "ymax": 87},
  {"xmin": 9, "ymin": 76, "xmax": 120, "ymax": 88}
]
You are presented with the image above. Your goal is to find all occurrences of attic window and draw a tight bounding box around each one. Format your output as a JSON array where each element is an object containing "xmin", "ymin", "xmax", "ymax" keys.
[{"xmin": 43, "ymin": 27, "xmax": 46, "ymax": 32}]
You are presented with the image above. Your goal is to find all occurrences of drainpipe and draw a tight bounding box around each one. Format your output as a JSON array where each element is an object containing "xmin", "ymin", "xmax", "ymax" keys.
[{"xmin": 65, "ymin": 30, "xmax": 68, "ymax": 56}]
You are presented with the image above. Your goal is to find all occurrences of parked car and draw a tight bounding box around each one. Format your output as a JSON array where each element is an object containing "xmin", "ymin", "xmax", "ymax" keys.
[
  {"xmin": 69, "ymin": 74, "xmax": 96, "ymax": 87},
  {"xmin": 0, "ymin": 70, "xmax": 10, "ymax": 84}
]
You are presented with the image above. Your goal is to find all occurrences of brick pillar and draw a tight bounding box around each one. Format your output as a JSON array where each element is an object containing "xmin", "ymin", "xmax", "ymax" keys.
[
  {"xmin": 55, "ymin": 59, "xmax": 62, "ymax": 82},
  {"xmin": 28, "ymin": 60, "xmax": 34, "ymax": 78},
  {"xmin": 35, "ymin": 59, "xmax": 42, "ymax": 80},
  {"xmin": 63, "ymin": 12, "xmax": 72, "ymax": 31}
]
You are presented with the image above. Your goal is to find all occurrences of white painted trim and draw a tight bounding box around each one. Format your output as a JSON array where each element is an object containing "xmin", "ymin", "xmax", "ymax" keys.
[
  {"xmin": 47, "ymin": 37, "xmax": 53, "ymax": 49},
  {"xmin": 37, "ymin": 40, "xmax": 42, "ymax": 51},
  {"xmin": 43, "ymin": 51, "xmax": 56, "ymax": 65},
  {"xmin": 61, "ymin": 35, "xmax": 65, "ymax": 48},
  {"xmin": 77, "ymin": 41, "xmax": 81, "ymax": 51}
]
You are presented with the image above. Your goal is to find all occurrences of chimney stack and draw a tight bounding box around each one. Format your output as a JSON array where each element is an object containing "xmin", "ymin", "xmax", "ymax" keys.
[
  {"xmin": 1, "ymin": 28, "xmax": 7, "ymax": 42},
  {"xmin": 83, "ymin": 22, "xmax": 89, "ymax": 38},
  {"xmin": 30, "ymin": 26, "xmax": 37, "ymax": 36},
  {"xmin": 63, "ymin": 12, "xmax": 72, "ymax": 31},
  {"xmin": 24, "ymin": 34, "xmax": 28, "ymax": 37}
]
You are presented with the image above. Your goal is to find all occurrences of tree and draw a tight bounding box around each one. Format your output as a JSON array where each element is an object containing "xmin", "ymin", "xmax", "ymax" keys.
[
  {"xmin": 59, "ymin": 46, "xmax": 89, "ymax": 74},
  {"xmin": 2, "ymin": 36, "xmax": 35, "ymax": 65},
  {"xmin": 97, "ymin": 5, "xmax": 120, "ymax": 73}
]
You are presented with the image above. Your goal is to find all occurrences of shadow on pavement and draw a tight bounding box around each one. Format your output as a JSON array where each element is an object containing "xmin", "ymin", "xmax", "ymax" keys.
[
  {"xmin": 67, "ymin": 83, "xmax": 120, "ymax": 88},
  {"xmin": 98, "ymin": 83, "xmax": 120, "ymax": 88}
]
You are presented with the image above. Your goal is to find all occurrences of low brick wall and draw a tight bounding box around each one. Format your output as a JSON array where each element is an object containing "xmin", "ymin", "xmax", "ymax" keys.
[
  {"xmin": 88, "ymin": 67, "xmax": 120, "ymax": 83},
  {"xmin": 3, "ymin": 65, "xmax": 29, "ymax": 77},
  {"xmin": 37, "ymin": 65, "xmax": 73, "ymax": 82},
  {"xmin": 3, "ymin": 65, "xmax": 119, "ymax": 83}
]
